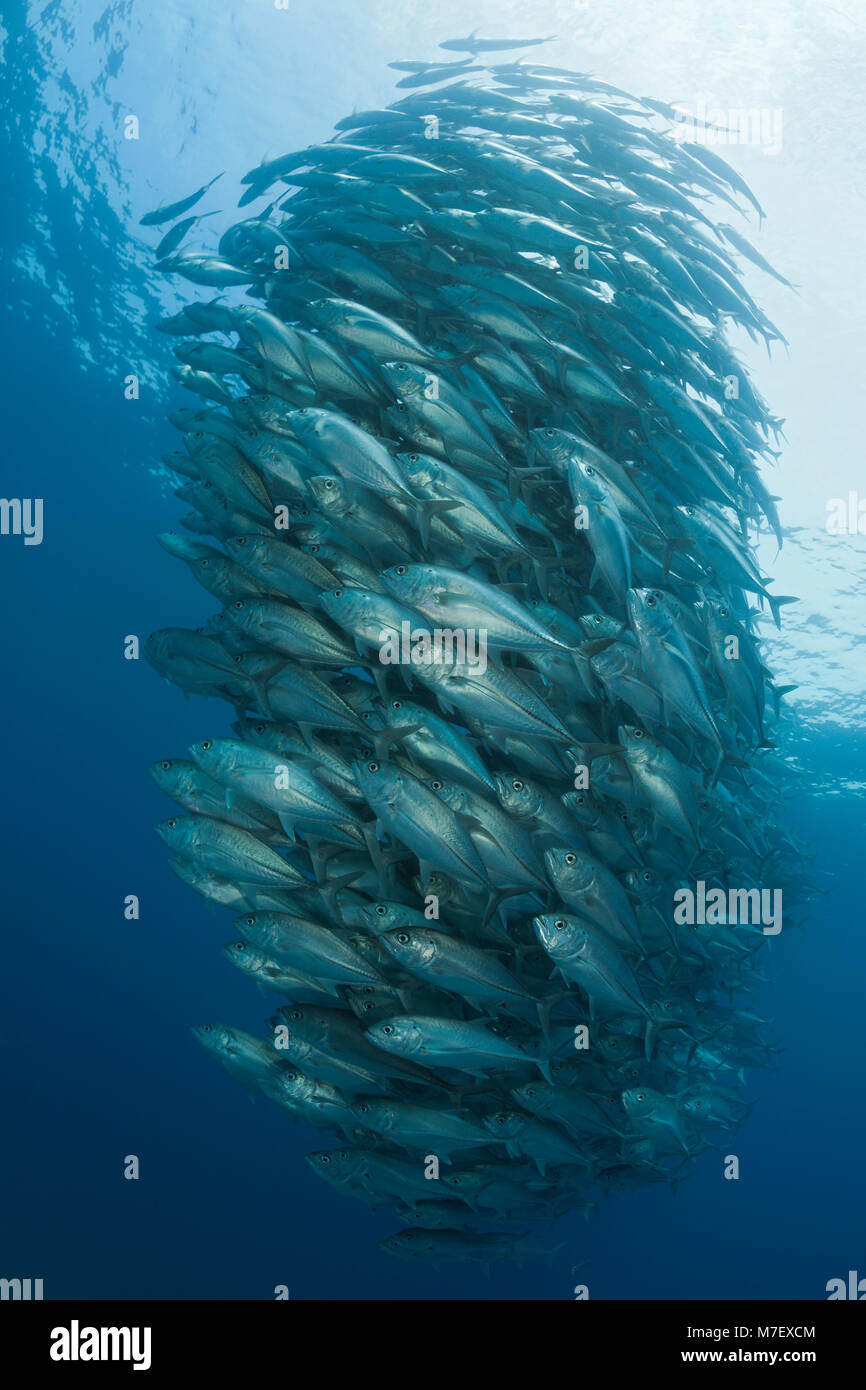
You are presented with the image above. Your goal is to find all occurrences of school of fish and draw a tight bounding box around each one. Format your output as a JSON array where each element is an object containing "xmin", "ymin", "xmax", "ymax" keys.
[{"xmin": 143, "ymin": 35, "xmax": 809, "ymax": 1273}]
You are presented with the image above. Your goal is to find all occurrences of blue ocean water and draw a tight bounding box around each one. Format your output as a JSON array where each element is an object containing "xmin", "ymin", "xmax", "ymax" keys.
[{"xmin": 2, "ymin": 0, "xmax": 864, "ymax": 1300}]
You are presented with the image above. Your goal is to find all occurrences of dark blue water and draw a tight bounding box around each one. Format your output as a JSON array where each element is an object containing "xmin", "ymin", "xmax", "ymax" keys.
[{"xmin": 2, "ymin": 1, "xmax": 864, "ymax": 1301}]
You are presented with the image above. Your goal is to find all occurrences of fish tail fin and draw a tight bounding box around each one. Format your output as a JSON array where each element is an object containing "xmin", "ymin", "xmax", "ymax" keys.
[
  {"xmin": 370, "ymin": 663, "xmax": 391, "ymax": 703},
  {"xmin": 372, "ymin": 723, "xmax": 423, "ymax": 761},
  {"xmin": 250, "ymin": 679, "xmax": 275, "ymax": 718},
  {"xmin": 361, "ymin": 821, "xmax": 387, "ymax": 882},
  {"xmin": 541, "ymin": 1240, "xmax": 567, "ymax": 1265},
  {"xmin": 723, "ymin": 746, "xmax": 750, "ymax": 772},
  {"xmin": 301, "ymin": 834, "xmax": 342, "ymax": 882},
  {"xmin": 530, "ymin": 550, "xmax": 565, "ymax": 598},
  {"xmin": 767, "ymin": 593, "xmax": 798, "ymax": 628},
  {"xmin": 770, "ymin": 682, "xmax": 797, "ymax": 716},
  {"xmin": 276, "ymin": 813, "xmax": 299, "ymax": 843},
  {"xmin": 535, "ymin": 990, "xmax": 569, "ymax": 1039},
  {"xmin": 661, "ymin": 537, "xmax": 691, "ymax": 576},
  {"xmin": 482, "ymin": 886, "xmax": 519, "ymax": 926},
  {"xmin": 319, "ymin": 869, "xmax": 366, "ymax": 915}
]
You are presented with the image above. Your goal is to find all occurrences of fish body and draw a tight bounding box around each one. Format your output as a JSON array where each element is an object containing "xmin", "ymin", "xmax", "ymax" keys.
[{"xmin": 366, "ymin": 1015, "xmax": 550, "ymax": 1080}]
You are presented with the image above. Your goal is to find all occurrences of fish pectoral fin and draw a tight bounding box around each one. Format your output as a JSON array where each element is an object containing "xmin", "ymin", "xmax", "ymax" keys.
[
  {"xmin": 416, "ymin": 498, "xmax": 461, "ymax": 551},
  {"xmin": 453, "ymin": 809, "xmax": 489, "ymax": 832}
]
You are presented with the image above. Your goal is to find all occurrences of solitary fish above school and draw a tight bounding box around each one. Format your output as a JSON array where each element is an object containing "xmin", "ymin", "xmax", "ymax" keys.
[{"xmin": 145, "ymin": 36, "xmax": 809, "ymax": 1269}]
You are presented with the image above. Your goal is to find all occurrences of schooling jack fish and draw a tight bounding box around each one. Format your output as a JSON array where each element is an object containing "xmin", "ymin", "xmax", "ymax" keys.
[{"xmin": 145, "ymin": 36, "xmax": 807, "ymax": 1269}]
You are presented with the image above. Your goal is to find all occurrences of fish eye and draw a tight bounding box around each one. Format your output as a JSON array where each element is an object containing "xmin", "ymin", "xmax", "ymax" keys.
[
  {"xmin": 554, "ymin": 919, "xmax": 566, "ymax": 930},
  {"xmin": 391, "ymin": 700, "xmax": 402, "ymax": 709},
  {"xmin": 290, "ymin": 1009, "xmax": 303, "ymax": 1020},
  {"xmin": 382, "ymin": 1025, "xmax": 394, "ymax": 1035},
  {"xmin": 394, "ymin": 565, "xmax": 407, "ymax": 575},
  {"xmin": 333, "ymin": 589, "xmax": 344, "ymax": 599},
  {"xmin": 592, "ymin": 615, "xmax": 602, "ymax": 625},
  {"xmin": 161, "ymin": 760, "xmax": 171, "ymax": 770},
  {"xmin": 202, "ymin": 740, "xmax": 212, "ymax": 750},
  {"xmin": 324, "ymin": 479, "xmax": 335, "ymax": 489},
  {"xmin": 357, "ymin": 1103, "xmax": 369, "ymax": 1113},
  {"xmin": 431, "ymin": 780, "xmax": 443, "ymax": 791},
  {"xmin": 202, "ymin": 1024, "xmax": 212, "ymax": 1033},
  {"xmin": 166, "ymin": 818, "xmax": 176, "ymax": 829},
  {"xmin": 233, "ymin": 600, "xmax": 245, "ymax": 610},
  {"xmin": 235, "ymin": 536, "xmax": 247, "ymax": 546},
  {"xmin": 321, "ymin": 1155, "xmax": 330, "ymax": 1164},
  {"xmin": 200, "ymin": 559, "xmax": 210, "ymax": 568},
  {"xmin": 564, "ymin": 853, "xmax": 577, "ymax": 865},
  {"xmin": 642, "ymin": 871, "xmax": 652, "ymax": 882},
  {"xmin": 397, "ymin": 932, "xmax": 410, "ymax": 944},
  {"xmin": 193, "ymin": 431, "xmax": 204, "ymax": 439},
  {"xmin": 245, "ymin": 916, "xmax": 255, "ymax": 926},
  {"xmin": 633, "ymin": 729, "xmax": 643, "ymax": 739},
  {"xmin": 663, "ymin": 1001, "xmax": 672, "ymax": 1011},
  {"xmin": 407, "ymin": 454, "xmax": 418, "ymax": 462},
  {"xmin": 367, "ymin": 761, "xmax": 380, "ymax": 773},
  {"xmin": 718, "ymin": 606, "xmax": 728, "ymax": 618},
  {"xmin": 375, "ymin": 905, "xmax": 387, "ymax": 916},
  {"xmin": 512, "ymin": 779, "xmax": 524, "ymax": 791},
  {"xmin": 234, "ymin": 941, "xmax": 245, "ymax": 950},
  {"xmin": 584, "ymin": 464, "xmax": 595, "ymax": 477},
  {"xmin": 544, "ymin": 429, "xmax": 555, "ymax": 438},
  {"xmin": 525, "ymin": 1087, "xmax": 536, "ymax": 1097},
  {"xmin": 685, "ymin": 506, "xmax": 695, "ymax": 516},
  {"xmin": 636, "ymin": 1093, "xmax": 645, "ymax": 1101},
  {"xmin": 646, "ymin": 594, "xmax": 656, "ymax": 607},
  {"xmin": 309, "ymin": 544, "xmax": 320, "ymax": 553},
  {"xmin": 574, "ymin": 794, "xmax": 586, "ymax": 805}
]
